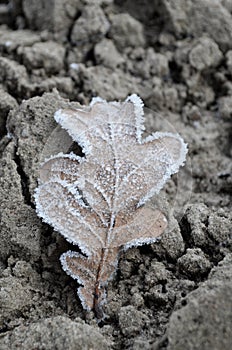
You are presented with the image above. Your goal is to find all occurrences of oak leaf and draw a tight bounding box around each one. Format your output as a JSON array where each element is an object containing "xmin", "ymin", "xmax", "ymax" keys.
[{"xmin": 34, "ymin": 94, "xmax": 187, "ymax": 319}]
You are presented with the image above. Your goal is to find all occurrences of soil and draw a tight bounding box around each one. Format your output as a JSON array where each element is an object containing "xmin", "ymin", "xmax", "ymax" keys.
[{"xmin": 0, "ymin": 1, "xmax": 232, "ymax": 349}]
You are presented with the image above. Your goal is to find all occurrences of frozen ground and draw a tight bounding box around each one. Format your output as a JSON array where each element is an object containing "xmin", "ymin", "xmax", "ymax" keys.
[{"xmin": 0, "ymin": 1, "xmax": 231, "ymax": 349}]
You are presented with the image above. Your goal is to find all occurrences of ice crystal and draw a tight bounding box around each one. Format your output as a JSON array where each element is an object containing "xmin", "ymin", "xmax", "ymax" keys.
[{"xmin": 34, "ymin": 94, "xmax": 187, "ymax": 319}]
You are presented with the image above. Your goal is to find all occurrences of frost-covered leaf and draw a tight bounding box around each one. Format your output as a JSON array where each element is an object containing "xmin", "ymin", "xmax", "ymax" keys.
[{"xmin": 34, "ymin": 94, "xmax": 187, "ymax": 319}]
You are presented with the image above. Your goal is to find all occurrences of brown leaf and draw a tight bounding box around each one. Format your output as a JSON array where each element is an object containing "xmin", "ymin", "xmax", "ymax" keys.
[{"xmin": 35, "ymin": 94, "xmax": 187, "ymax": 320}]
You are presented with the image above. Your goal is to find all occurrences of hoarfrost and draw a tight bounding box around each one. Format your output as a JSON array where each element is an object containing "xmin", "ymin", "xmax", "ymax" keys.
[{"xmin": 34, "ymin": 94, "xmax": 187, "ymax": 320}]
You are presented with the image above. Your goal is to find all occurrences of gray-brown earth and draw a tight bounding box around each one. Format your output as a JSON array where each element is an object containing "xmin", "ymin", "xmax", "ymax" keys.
[{"xmin": 0, "ymin": 0, "xmax": 231, "ymax": 349}]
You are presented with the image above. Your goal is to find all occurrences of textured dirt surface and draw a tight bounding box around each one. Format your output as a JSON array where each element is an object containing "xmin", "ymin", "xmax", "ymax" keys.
[{"xmin": 0, "ymin": 1, "xmax": 232, "ymax": 349}]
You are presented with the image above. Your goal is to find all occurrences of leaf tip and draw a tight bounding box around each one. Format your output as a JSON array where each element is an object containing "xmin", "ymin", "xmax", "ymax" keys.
[{"xmin": 126, "ymin": 94, "xmax": 145, "ymax": 142}]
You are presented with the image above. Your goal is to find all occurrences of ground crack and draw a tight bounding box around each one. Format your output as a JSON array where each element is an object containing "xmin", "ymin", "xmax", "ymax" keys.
[{"xmin": 13, "ymin": 145, "xmax": 35, "ymax": 209}]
